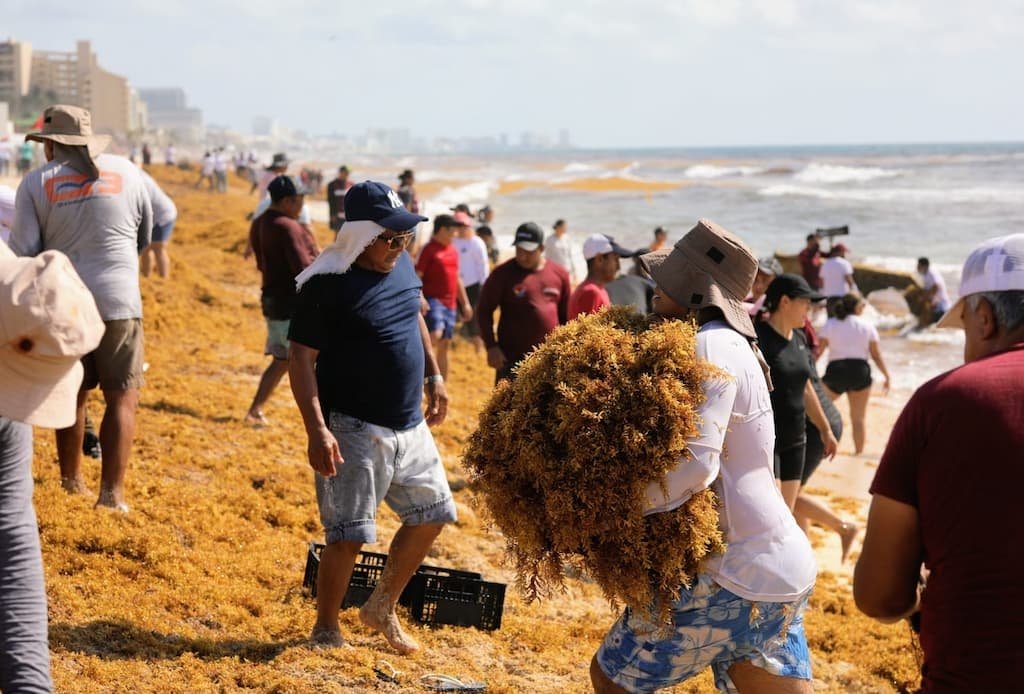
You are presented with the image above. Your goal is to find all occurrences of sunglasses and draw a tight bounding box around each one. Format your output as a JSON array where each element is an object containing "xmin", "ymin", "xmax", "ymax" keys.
[{"xmin": 377, "ymin": 231, "xmax": 415, "ymax": 250}]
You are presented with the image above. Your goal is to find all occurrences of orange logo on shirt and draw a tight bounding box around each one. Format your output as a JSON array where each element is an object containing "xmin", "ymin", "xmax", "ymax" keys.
[{"xmin": 45, "ymin": 172, "xmax": 123, "ymax": 203}]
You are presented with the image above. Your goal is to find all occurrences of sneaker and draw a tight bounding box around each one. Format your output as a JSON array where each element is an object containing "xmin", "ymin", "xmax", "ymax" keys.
[{"xmin": 83, "ymin": 431, "xmax": 102, "ymax": 459}]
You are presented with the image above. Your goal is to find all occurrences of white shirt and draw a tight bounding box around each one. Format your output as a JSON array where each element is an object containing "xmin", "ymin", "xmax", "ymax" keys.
[
  {"xmin": 453, "ymin": 236, "xmax": 490, "ymax": 287},
  {"xmin": 213, "ymin": 152, "xmax": 228, "ymax": 172},
  {"xmin": 544, "ymin": 234, "xmax": 578, "ymax": 283},
  {"xmin": 821, "ymin": 256, "xmax": 854, "ymax": 297},
  {"xmin": 818, "ymin": 314, "xmax": 879, "ymax": 362},
  {"xmin": 201, "ymin": 155, "xmax": 214, "ymax": 176},
  {"xmin": 645, "ymin": 321, "xmax": 816, "ymax": 601},
  {"xmin": 921, "ymin": 267, "xmax": 951, "ymax": 312},
  {"xmin": 140, "ymin": 170, "xmax": 178, "ymax": 227}
]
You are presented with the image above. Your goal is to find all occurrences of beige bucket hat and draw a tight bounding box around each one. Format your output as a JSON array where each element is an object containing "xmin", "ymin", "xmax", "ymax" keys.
[
  {"xmin": 0, "ymin": 241, "xmax": 105, "ymax": 428},
  {"xmin": 638, "ymin": 219, "xmax": 758, "ymax": 338},
  {"xmin": 25, "ymin": 104, "xmax": 111, "ymax": 158}
]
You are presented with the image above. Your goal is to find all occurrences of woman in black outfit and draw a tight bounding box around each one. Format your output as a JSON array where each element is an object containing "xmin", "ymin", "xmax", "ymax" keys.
[{"xmin": 756, "ymin": 274, "xmax": 859, "ymax": 562}]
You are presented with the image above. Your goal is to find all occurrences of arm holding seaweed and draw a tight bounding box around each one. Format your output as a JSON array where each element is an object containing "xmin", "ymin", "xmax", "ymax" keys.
[{"xmin": 643, "ymin": 374, "xmax": 734, "ymax": 515}]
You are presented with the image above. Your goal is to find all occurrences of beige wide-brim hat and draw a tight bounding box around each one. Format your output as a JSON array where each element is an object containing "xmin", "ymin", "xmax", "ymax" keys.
[
  {"xmin": 638, "ymin": 219, "xmax": 758, "ymax": 339},
  {"xmin": 0, "ymin": 242, "xmax": 104, "ymax": 428},
  {"xmin": 24, "ymin": 104, "xmax": 111, "ymax": 159}
]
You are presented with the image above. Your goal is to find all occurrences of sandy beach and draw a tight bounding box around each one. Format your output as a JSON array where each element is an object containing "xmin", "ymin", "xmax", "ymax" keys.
[{"xmin": 23, "ymin": 166, "xmax": 925, "ymax": 693}]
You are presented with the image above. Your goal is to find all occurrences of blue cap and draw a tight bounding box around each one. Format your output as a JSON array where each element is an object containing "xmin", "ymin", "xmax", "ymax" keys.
[
  {"xmin": 267, "ymin": 175, "xmax": 309, "ymax": 202},
  {"xmin": 344, "ymin": 181, "xmax": 428, "ymax": 232}
]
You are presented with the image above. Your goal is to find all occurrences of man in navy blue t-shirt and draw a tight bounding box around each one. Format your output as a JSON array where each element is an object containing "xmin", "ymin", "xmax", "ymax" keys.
[{"xmin": 288, "ymin": 181, "xmax": 457, "ymax": 655}]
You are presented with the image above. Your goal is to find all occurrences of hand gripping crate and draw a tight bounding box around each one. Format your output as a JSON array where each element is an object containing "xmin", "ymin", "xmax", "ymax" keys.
[{"xmin": 302, "ymin": 543, "xmax": 504, "ymax": 629}]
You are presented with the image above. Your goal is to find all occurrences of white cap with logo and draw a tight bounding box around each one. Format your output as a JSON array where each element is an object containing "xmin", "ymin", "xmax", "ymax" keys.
[
  {"xmin": 938, "ymin": 234, "xmax": 1024, "ymax": 329},
  {"xmin": 0, "ymin": 241, "xmax": 105, "ymax": 428}
]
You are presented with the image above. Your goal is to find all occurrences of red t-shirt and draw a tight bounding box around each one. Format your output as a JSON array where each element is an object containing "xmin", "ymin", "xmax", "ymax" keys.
[
  {"xmin": 568, "ymin": 279, "xmax": 610, "ymax": 320},
  {"xmin": 476, "ymin": 259, "xmax": 570, "ymax": 364},
  {"xmin": 416, "ymin": 239, "xmax": 459, "ymax": 308},
  {"xmin": 870, "ymin": 343, "xmax": 1024, "ymax": 692},
  {"xmin": 798, "ymin": 247, "xmax": 822, "ymax": 289}
]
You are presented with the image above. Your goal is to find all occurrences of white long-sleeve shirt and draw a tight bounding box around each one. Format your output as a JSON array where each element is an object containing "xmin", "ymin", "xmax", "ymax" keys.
[{"xmin": 644, "ymin": 320, "xmax": 817, "ymax": 602}]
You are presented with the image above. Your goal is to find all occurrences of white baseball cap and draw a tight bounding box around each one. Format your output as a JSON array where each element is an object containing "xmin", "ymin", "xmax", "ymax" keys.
[
  {"xmin": 937, "ymin": 234, "xmax": 1024, "ymax": 329},
  {"xmin": 582, "ymin": 234, "xmax": 615, "ymax": 260},
  {"xmin": 0, "ymin": 241, "xmax": 105, "ymax": 427}
]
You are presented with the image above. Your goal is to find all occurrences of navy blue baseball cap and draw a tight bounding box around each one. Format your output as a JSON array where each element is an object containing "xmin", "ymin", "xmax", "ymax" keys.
[
  {"xmin": 344, "ymin": 180, "xmax": 428, "ymax": 231},
  {"xmin": 267, "ymin": 175, "xmax": 309, "ymax": 202}
]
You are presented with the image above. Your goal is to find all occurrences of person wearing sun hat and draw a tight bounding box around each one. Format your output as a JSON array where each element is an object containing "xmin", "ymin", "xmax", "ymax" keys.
[
  {"xmin": 288, "ymin": 181, "xmax": 458, "ymax": 655},
  {"xmin": 591, "ymin": 219, "xmax": 817, "ymax": 694},
  {"xmin": 9, "ymin": 104, "xmax": 152, "ymax": 512},
  {"xmin": 856, "ymin": 234, "xmax": 1024, "ymax": 692},
  {"xmin": 0, "ymin": 241, "xmax": 104, "ymax": 693}
]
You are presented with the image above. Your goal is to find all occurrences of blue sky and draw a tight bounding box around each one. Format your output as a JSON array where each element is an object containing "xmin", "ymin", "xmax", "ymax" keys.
[{"xmin": 7, "ymin": 0, "xmax": 1023, "ymax": 147}]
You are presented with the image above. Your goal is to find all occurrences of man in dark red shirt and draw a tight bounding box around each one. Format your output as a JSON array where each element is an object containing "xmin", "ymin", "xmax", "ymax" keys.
[
  {"xmin": 325, "ymin": 165, "xmax": 352, "ymax": 233},
  {"xmin": 245, "ymin": 175, "xmax": 319, "ymax": 425},
  {"xmin": 854, "ymin": 234, "xmax": 1024, "ymax": 693},
  {"xmin": 797, "ymin": 233, "xmax": 823, "ymax": 289},
  {"xmin": 476, "ymin": 222, "xmax": 571, "ymax": 383},
  {"xmin": 415, "ymin": 214, "xmax": 471, "ymax": 381}
]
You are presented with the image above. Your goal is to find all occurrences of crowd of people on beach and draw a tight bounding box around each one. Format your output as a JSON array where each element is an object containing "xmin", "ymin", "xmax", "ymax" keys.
[{"xmin": 2, "ymin": 103, "xmax": 1023, "ymax": 693}]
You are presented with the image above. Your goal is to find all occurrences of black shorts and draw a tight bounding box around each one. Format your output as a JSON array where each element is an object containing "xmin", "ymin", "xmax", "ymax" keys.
[
  {"xmin": 823, "ymin": 359, "xmax": 872, "ymax": 394},
  {"xmin": 774, "ymin": 443, "xmax": 806, "ymax": 483},
  {"xmin": 803, "ymin": 382, "xmax": 843, "ymax": 485}
]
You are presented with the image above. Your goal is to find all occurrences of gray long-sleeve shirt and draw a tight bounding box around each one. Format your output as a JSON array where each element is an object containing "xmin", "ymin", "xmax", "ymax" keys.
[{"xmin": 10, "ymin": 153, "xmax": 151, "ymax": 320}]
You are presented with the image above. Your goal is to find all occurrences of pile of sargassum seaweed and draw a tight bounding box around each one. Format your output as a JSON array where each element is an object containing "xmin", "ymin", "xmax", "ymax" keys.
[{"xmin": 463, "ymin": 306, "xmax": 726, "ymax": 622}]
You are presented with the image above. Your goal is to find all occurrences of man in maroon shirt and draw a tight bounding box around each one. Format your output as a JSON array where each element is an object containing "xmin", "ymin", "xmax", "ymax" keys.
[
  {"xmin": 854, "ymin": 234, "xmax": 1024, "ymax": 692},
  {"xmin": 245, "ymin": 175, "xmax": 319, "ymax": 425},
  {"xmin": 415, "ymin": 214, "xmax": 472, "ymax": 381},
  {"xmin": 797, "ymin": 233, "xmax": 823, "ymax": 289},
  {"xmin": 568, "ymin": 234, "xmax": 634, "ymax": 320},
  {"xmin": 476, "ymin": 222, "xmax": 571, "ymax": 383}
]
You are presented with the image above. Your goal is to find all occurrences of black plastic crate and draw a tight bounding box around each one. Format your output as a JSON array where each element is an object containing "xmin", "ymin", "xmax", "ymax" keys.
[
  {"xmin": 407, "ymin": 573, "xmax": 506, "ymax": 631},
  {"xmin": 302, "ymin": 543, "xmax": 487, "ymax": 611}
]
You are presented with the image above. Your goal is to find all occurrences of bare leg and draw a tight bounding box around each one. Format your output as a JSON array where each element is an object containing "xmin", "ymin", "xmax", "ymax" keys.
[
  {"xmin": 55, "ymin": 390, "xmax": 89, "ymax": 494},
  {"xmin": 795, "ymin": 493, "xmax": 859, "ymax": 563},
  {"xmin": 96, "ymin": 388, "xmax": 139, "ymax": 510},
  {"xmin": 847, "ymin": 386, "xmax": 872, "ymax": 455},
  {"xmin": 728, "ymin": 659, "xmax": 813, "ymax": 693},
  {"xmin": 312, "ymin": 540, "xmax": 363, "ymax": 645},
  {"xmin": 140, "ymin": 246, "xmax": 154, "ymax": 277},
  {"xmin": 780, "ymin": 480, "xmax": 801, "ymax": 511},
  {"xmin": 149, "ymin": 241, "xmax": 170, "ymax": 278},
  {"xmin": 359, "ymin": 523, "xmax": 444, "ymax": 654},
  {"xmin": 246, "ymin": 358, "xmax": 288, "ymax": 425},
  {"xmin": 430, "ymin": 331, "xmax": 450, "ymax": 381},
  {"xmin": 590, "ymin": 655, "xmax": 630, "ymax": 693}
]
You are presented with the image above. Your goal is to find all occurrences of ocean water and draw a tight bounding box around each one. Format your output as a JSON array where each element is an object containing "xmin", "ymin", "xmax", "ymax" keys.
[{"xmin": 306, "ymin": 141, "xmax": 1022, "ymax": 392}]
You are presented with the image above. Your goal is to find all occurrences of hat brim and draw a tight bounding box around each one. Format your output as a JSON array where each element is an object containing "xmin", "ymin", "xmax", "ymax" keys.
[
  {"xmin": 643, "ymin": 249, "xmax": 756, "ymax": 339},
  {"xmin": 377, "ymin": 208, "xmax": 428, "ymax": 232},
  {"xmin": 25, "ymin": 132, "xmax": 110, "ymax": 158},
  {"xmin": 936, "ymin": 297, "xmax": 965, "ymax": 329},
  {"xmin": 513, "ymin": 241, "xmax": 540, "ymax": 252},
  {"xmin": 0, "ymin": 356, "xmax": 84, "ymax": 429}
]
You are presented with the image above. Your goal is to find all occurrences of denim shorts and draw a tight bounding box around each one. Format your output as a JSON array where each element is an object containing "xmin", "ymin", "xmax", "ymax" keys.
[
  {"xmin": 316, "ymin": 412, "xmax": 458, "ymax": 544},
  {"xmin": 424, "ymin": 297, "xmax": 457, "ymax": 340},
  {"xmin": 264, "ymin": 318, "xmax": 290, "ymax": 360},
  {"xmin": 151, "ymin": 220, "xmax": 176, "ymax": 242},
  {"xmin": 596, "ymin": 574, "xmax": 813, "ymax": 693}
]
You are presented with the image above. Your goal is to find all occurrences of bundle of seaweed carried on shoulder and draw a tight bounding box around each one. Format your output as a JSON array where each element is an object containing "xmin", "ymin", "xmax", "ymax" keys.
[{"xmin": 463, "ymin": 305, "xmax": 726, "ymax": 620}]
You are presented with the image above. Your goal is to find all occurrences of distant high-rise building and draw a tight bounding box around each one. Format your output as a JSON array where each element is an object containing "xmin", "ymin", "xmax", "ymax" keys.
[
  {"xmin": 30, "ymin": 40, "xmax": 134, "ymax": 134},
  {"xmin": 139, "ymin": 87, "xmax": 203, "ymax": 140},
  {"xmin": 558, "ymin": 128, "xmax": 571, "ymax": 149},
  {"xmin": 251, "ymin": 116, "xmax": 279, "ymax": 138},
  {"xmin": 0, "ymin": 39, "xmax": 33, "ymax": 111}
]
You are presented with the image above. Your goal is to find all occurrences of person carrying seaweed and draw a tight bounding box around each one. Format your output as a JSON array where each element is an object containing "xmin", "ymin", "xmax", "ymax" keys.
[{"xmin": 591, "ymin": 220, "xmax": 817, "ymax": 694}]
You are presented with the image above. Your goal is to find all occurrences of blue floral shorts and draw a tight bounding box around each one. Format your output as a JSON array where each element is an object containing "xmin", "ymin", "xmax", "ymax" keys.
[{"xmin": 596, "ymin": 573, "xmax": 812, "ymax": 693}]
